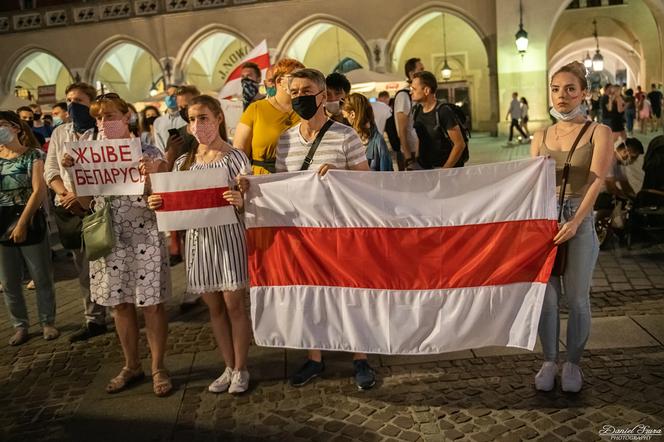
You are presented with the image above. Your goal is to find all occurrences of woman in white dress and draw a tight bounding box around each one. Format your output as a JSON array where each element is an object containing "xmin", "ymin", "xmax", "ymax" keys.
[
  {"xmin": 64, "ymin": 94, "xmax": 172, "ymax": 397},
  {"xmin": 148, "ymin": 95, "xmax": 252, "ymax": 394}
]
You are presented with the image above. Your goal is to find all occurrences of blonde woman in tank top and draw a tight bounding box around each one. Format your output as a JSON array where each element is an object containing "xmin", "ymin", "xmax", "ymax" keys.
[{"xmin": 530, "ymin": 61, "xmax": 613, "ymax": 393}]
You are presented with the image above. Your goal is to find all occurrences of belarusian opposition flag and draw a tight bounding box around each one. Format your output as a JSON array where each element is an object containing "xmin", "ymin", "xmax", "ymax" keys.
[
  {"xmin": 245, "ymin": 157, "xmax": 558, "ymax": 355},
  {"xmin": 218, "ymin": 40, "xmax": 270, "ymax": 100},
  {"xmin": 150, "ymin": 168, "xmax": 237, "ymax": 231}
]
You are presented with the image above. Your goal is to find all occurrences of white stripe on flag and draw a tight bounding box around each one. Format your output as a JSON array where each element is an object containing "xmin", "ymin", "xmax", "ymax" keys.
[{"xmin": 250, "ymin": 283, "xmax": 546, "ymax": 354}]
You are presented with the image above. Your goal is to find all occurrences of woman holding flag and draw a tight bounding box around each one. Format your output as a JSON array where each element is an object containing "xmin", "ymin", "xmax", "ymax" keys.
[
  {"xmin": 148, "ymin": 95, "xmax": 252, "ymax": 395},
  {"xmin": 531, "ymin": 61, "xmax": 612, "ymax": 393},
  {"xmin": 233, "ymin": 58, "xmax": 304, "ymax": 174}
]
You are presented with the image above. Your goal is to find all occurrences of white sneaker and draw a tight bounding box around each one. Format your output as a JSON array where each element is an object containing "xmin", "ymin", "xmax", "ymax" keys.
[
  {"xmin": 228, "ymin": 369, "xmax": 250, "ymax": 394},
  {"xmin": 535, "ymin": 361, "xmax": 558, "ymax": 391},
  {"xmin": 561, "ymin": 362, "xmax": 583, "ymax": 393},
  {"xmin": 208, "ymin": 367, "xmax": 233, "ymax": 393}
]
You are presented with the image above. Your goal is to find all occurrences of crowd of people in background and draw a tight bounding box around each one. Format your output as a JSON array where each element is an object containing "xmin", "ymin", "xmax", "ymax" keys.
[
  {"xmin": 595, "ymin": 82, "xmax": 664, "ymax": 140},
  {"xmin": 0, "ymin": 52, "xmax": 661, "ymax": 399}
]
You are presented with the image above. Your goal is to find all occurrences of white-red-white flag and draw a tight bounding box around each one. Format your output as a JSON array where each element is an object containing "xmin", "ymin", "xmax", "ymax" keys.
[
  {"xmin": 218, "ymin": 40, "xmax": 270, "ymax": 100},
  {"xmin": 150, "ymin": 168, "xmax": 237, "ymax": 231},
  {"xmin": 244, "ymin": 157, "xmax": 558, "ymax": 355}
]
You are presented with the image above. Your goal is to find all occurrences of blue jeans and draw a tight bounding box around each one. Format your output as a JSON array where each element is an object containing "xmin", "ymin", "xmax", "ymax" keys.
[
  {"xmin": 625, "ymin": 109, "xmax": 635, "ymax": 133},
  {"xmin": 538, "ymin": 198, "xmax": 599, "ymax": 364},
  {"xmin": 0, "ymin": 236, "xmax": 56, "ymax": 328}
]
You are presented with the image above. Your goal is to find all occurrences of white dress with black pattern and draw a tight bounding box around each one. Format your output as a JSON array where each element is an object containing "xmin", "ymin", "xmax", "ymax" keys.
[
  {"xmin": 89, "ymin": 143, "xmax": 170, "ymax": 307},
  {"xmin": 175, "ymin": 149, "xmax": 250, "ymax": 294}
]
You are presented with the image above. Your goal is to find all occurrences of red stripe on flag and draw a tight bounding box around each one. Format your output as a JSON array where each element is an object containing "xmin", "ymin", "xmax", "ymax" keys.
[
  {"xmin": 225, "ymin": 53, "xmax": 271, "ymax": 83},
  {"xmin": 248, "ymin": 220, "xmax": 558, "ymax": 290},
  {"xmin": 159, "ymin": 187, "xmax": 230, "ymax": 212}
]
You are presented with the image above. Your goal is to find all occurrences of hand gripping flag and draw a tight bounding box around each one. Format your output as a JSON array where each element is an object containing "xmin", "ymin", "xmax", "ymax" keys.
[
  {"xmin": 150, "ymin": 168, "xmax": 237, "ymax": 232},
  {"xmin": 244, "ymin": 157, "xmax": 559, "ymax": 355},
  {"xmin": 218, "ymin": 40, "xmax": 270, "ymax": 100}
]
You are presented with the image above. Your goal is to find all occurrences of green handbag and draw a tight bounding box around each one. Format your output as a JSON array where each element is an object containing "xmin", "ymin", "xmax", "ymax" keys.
[{"xmin": 82, "ymin": 198, "xmax": 115, "ymax": 261}]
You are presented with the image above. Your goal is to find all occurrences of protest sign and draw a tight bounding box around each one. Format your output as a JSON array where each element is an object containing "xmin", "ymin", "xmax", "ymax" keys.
[
  {"xmin": 65, "ymin": 138, "xmax": 145, "ymax": 196},
  {"xmin": 150, "ymin": 168, "xmax": 238, "ymax": 231}
]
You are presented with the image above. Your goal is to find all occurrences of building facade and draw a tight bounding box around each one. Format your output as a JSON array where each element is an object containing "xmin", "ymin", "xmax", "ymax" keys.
[{"xmin": 1, "ymin": 0, "xmax": 663, "ymax": 135}]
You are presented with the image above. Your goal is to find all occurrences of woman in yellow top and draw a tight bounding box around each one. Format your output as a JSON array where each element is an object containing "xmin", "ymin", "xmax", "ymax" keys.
[{"xmin": 233, "ymin": 58, "xmax": 304, "ymax": 174}]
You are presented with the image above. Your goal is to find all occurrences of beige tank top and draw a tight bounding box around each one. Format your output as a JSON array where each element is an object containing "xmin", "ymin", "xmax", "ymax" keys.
[{"xmin": 538, "ymin": 125, "xmax": 596, "ymax": 198}]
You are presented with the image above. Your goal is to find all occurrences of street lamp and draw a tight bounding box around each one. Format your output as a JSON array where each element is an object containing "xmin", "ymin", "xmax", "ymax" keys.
[
  {"xmin": 592, "ymin": 19, "xmax": 604, "ymax": 72},
  {"xmin": 515, "ymin": 0, "xmax": 528, "ymax": 55},
  {"xmin": 583, "ymin": 51, "xmax": 593, "ymax": 70},
  {"xmin": 441, "ymin": 13, "xmax": 452, "ymax": 80}
]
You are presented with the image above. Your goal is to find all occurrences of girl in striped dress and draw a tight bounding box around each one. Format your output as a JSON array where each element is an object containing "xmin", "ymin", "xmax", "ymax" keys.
[{"xmin": 148, "ymin": 95, "xmax": 252, "ymax": 394}]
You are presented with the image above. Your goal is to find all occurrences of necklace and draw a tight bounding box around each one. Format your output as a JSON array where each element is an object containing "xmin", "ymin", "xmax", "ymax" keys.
[{"xmin": 554, "ymin": 124, "xmax": 579, "ymax": 139}]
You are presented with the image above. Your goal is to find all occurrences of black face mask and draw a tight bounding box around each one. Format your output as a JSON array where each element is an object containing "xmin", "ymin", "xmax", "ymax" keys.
[
  {"xmin": 144, "ymin": 116, "xmax": 157, "ymax": 127},
  {"xmin": 68, "ymin": 102, "xmax": 96, "ymax": 134},
  {"xmin": 33, "ymin": 113, "xmax": 41, "ymax": 121},
  {"xmin": 179, "ymin": 107, "xmax": 188, "ymax": 122},
  {"xmin": 241, "ymin": 77, "xmax": 260, "ymax": 110},
  {"xmin": 24, "ymin": 119, "xmax": 34, "ymax": 128},
  {"xmin": 291, "ymin": 90, "xmax": 323, "ymax": 121}
]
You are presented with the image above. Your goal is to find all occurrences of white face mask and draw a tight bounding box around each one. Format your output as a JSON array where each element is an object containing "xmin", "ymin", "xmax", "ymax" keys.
[
  {"xmin": 0, "ymin": 126, "xmax": 15, "ymax": 145},
  {"xmin": 549, "ymin": 105, "xmax": 585, "ymax": 121},
  {"xmin": 325, "ymin": 101, "xmax": 341, "ymax": 115}
]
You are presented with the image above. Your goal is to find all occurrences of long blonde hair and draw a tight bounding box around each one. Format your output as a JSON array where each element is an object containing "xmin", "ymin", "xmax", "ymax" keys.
[{"xmin": 342, "ymin": 93, "xmax": 374, "ymax": 142}]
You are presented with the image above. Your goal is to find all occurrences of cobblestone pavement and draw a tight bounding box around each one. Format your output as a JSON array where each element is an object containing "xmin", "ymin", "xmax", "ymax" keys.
[{"xmin": 1, "ymin": 134, "xmax": 663, "ymax": 441}]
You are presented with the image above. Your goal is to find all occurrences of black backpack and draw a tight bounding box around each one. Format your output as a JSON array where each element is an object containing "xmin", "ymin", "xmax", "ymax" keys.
[
  {"xmin": 384, "ymin": 88, "xmax": 411, "ymax": 152},
  {"xmin": 413, "ymin": 101, "xmax": 470, "ymax": 167}
]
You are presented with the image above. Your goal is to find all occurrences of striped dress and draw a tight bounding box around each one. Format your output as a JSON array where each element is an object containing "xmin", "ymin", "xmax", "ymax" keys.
[{"xmin": 174, "ymin": 149, "xmax": 250, "ymax": 293}]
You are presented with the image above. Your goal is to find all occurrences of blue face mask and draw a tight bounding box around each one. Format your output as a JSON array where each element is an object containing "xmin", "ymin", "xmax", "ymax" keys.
[
  {"xmin": 0, "ymin": 126, "xmax": 14, "ymax": 145},
  {"xmin": 266, "ymin": 86, "xmax": 277, "ymax": 97},
  {"xmin": 165, "ymin": 95, "xmax": 177, "ymax": 110}
]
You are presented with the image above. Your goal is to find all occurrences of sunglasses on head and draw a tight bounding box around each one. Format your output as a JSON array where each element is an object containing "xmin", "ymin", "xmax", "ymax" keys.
[{"xmin": 95, "ymin": 92, "xmax": 120, "ymax": 101}]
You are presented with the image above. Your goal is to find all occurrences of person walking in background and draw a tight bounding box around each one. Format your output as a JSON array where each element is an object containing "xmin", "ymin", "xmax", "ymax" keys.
[
  {"xmin": 506, "ymin": 92, "xmax": 528, "ymax": 144},
  {"xmin": 606, "ymin": 85, "xmax": 626, "ymax": 143},
  {"xmin": 342, "ymin": 93, "xmax": 393, "ymax": 171},
  {"xmin": 624, "ymin": 89, "xmax": 636, "ymax": 137},
  {"xmin": 0, "ymin": 111, "xmax": 58, "ymax": 346},
  {"xmin": 233, "ymin": 58, "xmax": 304, "ymax": 174},
  {"xmin": 639, "ymin": 95, "xmax": 653, "ymax": 133},
  {"xmin": 647, "ymin": 83, "xmax": 663, "ymax": 130},
  {"xmin": 149, "ymin": 95, "xmax": 252, "ymax": 395},
  {"xmin": 520, "ymin": 96, "xmax": 531, "ymax": 138}
]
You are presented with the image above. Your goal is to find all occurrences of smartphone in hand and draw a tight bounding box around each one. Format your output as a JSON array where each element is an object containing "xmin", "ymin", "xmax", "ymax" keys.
[{"xmin": 168, "ymin": 128, "xmax": 180, "ymax": 138}]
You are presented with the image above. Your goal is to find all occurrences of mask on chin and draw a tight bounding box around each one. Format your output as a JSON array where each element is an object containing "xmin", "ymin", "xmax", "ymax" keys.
[{"xmin": 549, "ymin": 105, "xmax": 585, "ymax": 122}]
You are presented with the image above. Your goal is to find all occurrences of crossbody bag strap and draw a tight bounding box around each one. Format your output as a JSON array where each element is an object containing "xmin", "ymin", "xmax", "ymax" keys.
[
  {"xmin": 558, "ymin": 120, "xmax": 592, "ymax": 221},
  {"xmin": 300, "ymin": 119, "xmax": 334, "ymax": 171}
]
